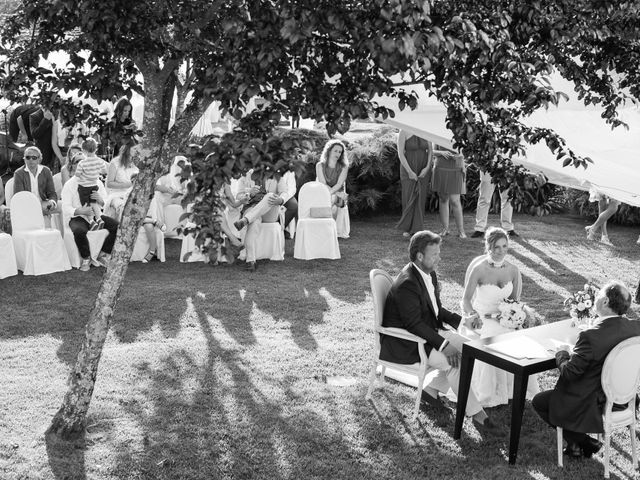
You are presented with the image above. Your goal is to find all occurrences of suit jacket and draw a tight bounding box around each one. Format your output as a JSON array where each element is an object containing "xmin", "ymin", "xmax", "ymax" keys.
[
  {"xmin": 12, "ymin": 165, "xmax": 58, "ymax": 202},
  {"xmin": 549, "ymin": 316, "xmax": 640, "ymax": 433},
  {"xmin": 380, "ymin": 262, "xmax": 461, "ymax": 364}
]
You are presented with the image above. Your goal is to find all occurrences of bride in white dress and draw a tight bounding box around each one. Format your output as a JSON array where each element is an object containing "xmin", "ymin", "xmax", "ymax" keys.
[{"xmin": 461, "ymin": 227, "xmax": 539, "ymax": 407}]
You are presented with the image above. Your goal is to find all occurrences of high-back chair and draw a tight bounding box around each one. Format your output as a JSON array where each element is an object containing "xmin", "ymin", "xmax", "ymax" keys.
[
  {"xmin": 556, "ymin": 336, "xmax": 640, "ymax": 477},
  {"xmin": 52, "ymin": 172, "xmax": 63, "ymax": 200},
  {"xmin": 0, "ymin": 232, "xmax": 18, "ymax": 279},
  {"xmin": 10, "ymin": 191, "xmax": 71, "ymax": 275},
  {"xmin": 365, "ymin": 269, "xmax": 434, "ymax": 420},
  {"xmin": 5, "ymin": 178, "xmax": 14, "ymax": 205},
  {"xmin": 294, "ymin": 182, "xmax": 340, "ymax": 260}
]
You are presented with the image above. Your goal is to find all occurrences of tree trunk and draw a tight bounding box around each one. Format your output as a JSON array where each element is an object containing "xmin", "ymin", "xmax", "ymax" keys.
[{"xmin": 47, "ymin": 64, "xmax": 211, "ymax": 440}]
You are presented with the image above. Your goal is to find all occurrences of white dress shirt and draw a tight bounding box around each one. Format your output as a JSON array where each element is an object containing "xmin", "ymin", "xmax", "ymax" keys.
[
  {"xmin": 26, "ymin": 165, "xmax": 43, "ymax": 198},
  {"xmin": 61, "ymin": 176, "xmax": 107, "ymax": 224},
  {"xmin": 413, "ymin": 263, "xmax": 450, "ymax": 351}
]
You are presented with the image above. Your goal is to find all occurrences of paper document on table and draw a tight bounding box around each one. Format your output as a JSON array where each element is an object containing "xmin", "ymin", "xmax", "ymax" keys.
[
  {"xmin": 536, "ymin": 338, "xmax": 575, "ymax": 352},
  {"xmin": 486, "ymin": 336, "xmax": 551, "ymax": 360}
]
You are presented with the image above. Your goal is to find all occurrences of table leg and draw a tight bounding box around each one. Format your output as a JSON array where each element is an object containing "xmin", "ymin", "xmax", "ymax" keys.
[
  {"xmin": 508, "ymin": 373, "xmax": 529, "ymax": 465},
  {"xmin": 454, "ymin": 347, "xmax": 475, "ymax": 440}
]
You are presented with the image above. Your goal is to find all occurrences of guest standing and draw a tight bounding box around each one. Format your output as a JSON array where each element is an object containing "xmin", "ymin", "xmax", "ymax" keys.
[
  {"xmin": 431, "ymin": 148, "xmax": 466, "ymax": 238},
  {"xmin": 396, "ymin": 131, "xmax": 432, "ymax": 237}
]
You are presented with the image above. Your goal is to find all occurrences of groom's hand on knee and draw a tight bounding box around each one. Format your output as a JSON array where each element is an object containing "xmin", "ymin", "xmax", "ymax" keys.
[{"xmin": 442, "ymin": 344, "xmax": 461, "ymax": 368}]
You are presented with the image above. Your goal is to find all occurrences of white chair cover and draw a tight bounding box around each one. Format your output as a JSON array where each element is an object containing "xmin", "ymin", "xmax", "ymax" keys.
[
  {"xmin": 255, "ymin": 222, "xmax": 285, "ymax": 261},
  {"xmin": 294, "ymin": 182, "xmax": 340, "ymax": 260},
  {"xmin": 52, "ymin": 173, "xmax": 63, "ymax": 199},
  {"xmin": 130, "ymin": 226, "xmax": 166, "ymax": 262},
  {"xmin": 0, "ymin": 232, "xmax": 18, "ymax": 279},
  {"xmin": 10, "ymin": 191, "xmax": 71, "ymax": 275},
  {"xmin": 163, "ymin": 204, "xmax": 185, "ymax": 239},
  {"xmin": 5, "ymin": 178, "xmax": 14, "ymax": 205},
  {"xmin": 63, "ymin": 225, "xmax": 109, "ymax": 268},
  {"xmin": 180, "ymin": 222, "xmax": 208, "ymax": 263}
]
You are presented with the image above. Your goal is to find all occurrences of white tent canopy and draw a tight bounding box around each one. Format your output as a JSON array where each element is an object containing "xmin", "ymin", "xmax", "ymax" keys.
[{"xmin": 375, "ymin": 75, "xmax": 640, "ymax": 207}]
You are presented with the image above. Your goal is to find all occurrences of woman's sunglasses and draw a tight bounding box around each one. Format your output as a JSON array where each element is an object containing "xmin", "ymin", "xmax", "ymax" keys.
[{"xmin": 24, "ymin": 155, "xmax": 40, "ymax": 160}]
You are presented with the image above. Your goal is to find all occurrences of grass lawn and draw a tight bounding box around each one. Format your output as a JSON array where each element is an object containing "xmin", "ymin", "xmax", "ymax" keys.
[{"xmin": 1, "ymin": 212, "xmax": 639, "ymax": 480}]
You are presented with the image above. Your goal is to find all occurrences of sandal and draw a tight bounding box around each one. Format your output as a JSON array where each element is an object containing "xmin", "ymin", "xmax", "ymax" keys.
[
  {"xmin": 439, "ymin": 229, "xmax": 450, "ymax": 237},
  {"xmin": 142, "ymin": 250, "xmax": 157, "ymax": 263}
]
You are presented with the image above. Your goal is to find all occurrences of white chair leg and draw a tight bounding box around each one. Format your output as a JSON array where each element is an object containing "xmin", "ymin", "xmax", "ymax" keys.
[
  {"xmin": 557, "ymin": 427, "xmax": 563, "ymax": 467},
  {"xmin": 365, "ymin": 360, "xmax": 378, "ymax": 400},
  {"xmin": 380, "ymin": 366, "xmax": 386, "ymax": 384},
  {"xmin": 604, "ymin": 431, "xmax": 611, "ymax": 479},
  {"xmin": 412, "ymin": 372, "xmax": 427, "ymax": 421}
]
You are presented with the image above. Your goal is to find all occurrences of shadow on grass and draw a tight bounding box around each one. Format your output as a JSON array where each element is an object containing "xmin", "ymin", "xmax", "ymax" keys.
[
  {"xmin": 45, "ymin": 431, "xmax": 86, "ymax": 480},
  {"xmin": 97, "ymin": 296, "xmax": 462, "ymax": 479}
]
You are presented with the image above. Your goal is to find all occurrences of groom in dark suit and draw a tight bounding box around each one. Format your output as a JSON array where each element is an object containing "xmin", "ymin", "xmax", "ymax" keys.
[
  {"xmin": 380, "ymin": 230, "xmax": 496, "ymax": 430},
  {"xmin": 532, "ymin": 281, "xmax": 640, "ymax": 458}
]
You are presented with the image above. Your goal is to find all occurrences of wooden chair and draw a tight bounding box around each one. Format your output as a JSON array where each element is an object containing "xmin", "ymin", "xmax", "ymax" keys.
[
  {"xmin": 556, "ymin": 336, "xmax": 640, "ymax": 477},
  {"xmin": 365, "ymin": 268, "xmax": 433, "ymax": 420}
]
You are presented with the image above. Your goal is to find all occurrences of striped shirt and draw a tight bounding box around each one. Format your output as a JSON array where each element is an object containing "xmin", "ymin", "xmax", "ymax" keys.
[{"xmin": 75, "ymin": 155, "xmax": 108, "ymax": 187}]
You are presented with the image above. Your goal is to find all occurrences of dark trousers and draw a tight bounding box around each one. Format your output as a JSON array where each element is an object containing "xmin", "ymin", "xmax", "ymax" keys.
[
  {"xmin": 532, "ymin": 390, "xmax": 590, "ymax": 446},
  {"xmin": 283, "ymin": 197, "xmax": 298, "ymax": 228},
  {"xmin": 69, "ymin": 215, "xmax": 118, "ymax": 259},
  {"xmin": 77, "ymin": 184, "xmax": 99, "ymax": 206}
]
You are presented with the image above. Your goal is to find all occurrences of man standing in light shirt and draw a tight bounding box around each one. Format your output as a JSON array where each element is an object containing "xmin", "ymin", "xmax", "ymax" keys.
[
  {"xmin": 380, "ymin": 230, "xmax": 498, "ymax": 432},
  {"xmin": 12, "ymin": 146, "xmax": 58, "ymax": 215}
]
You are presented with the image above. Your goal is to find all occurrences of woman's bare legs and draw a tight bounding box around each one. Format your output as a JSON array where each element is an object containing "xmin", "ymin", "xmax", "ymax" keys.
[
  {"xmin": 438, "ymin": 193, "xmax": 450, "ymax": 235},
  {"xmin": 450, "ymin": 194, "xmax": 466, "ymax": 237},
  {"xmin": 586, "ymin": 198, "xmax": 619, "ymax": 243}
]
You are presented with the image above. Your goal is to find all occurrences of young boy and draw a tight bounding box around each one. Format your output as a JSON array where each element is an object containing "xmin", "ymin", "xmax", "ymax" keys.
[{"xmin": 75, "ymin": 137, "xmax": 108, "ymax": 230}]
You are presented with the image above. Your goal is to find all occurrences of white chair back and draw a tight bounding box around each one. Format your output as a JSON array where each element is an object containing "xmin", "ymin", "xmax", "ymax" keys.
[
  {"xmin": 370, "ymin": 269, "xmax": 393, "ymax": 331},
  {"xmin": 53, "ymin": 172, "xmax": 63, "ymax": 200},
  {"xmin": 5, "ymin": 178, "xmax": 14, "ymax": 205},
  {"xmin": 298, "ymin": 181, "xmax": 332, "ymax": 219},
  {"xmin": 10, "ymin": 191, "xmax": 45, "ymax": 232},
  {"xmin": 601, "ymin": 336, "xmax": 640, "ymax": 407}
]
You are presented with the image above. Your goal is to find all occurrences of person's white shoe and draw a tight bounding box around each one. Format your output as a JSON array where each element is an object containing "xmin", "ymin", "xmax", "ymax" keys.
[
  {"xmin": 636, "ymin": 235, "xmax": 640, "ymax": 245},
  {"xmin": 600, "ymin": 235, "xmax": 613, "ymax": 246},
  {"xmin": 585, "ymin": 226, "xmax": 597, "ymax": 241},
  {"xmin": 79, "ymin": 258, "xmax": 91, "ymax": 272}
]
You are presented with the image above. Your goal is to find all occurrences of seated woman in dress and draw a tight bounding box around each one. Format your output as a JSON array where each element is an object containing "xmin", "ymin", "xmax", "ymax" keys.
[
  {"xmin": 461, "ymin": 227, "xmax": 538, "ymax": 406},
  {"xmin": 105, "ymin": 139, "xmax": 139, "ymax": 219},
  {"xmin": 315, "ymin": 139, "xmax": 349, "ymax": 218}
]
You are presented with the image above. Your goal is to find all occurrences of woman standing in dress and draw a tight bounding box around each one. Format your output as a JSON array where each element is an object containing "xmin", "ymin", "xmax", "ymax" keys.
[
  {"xmin": 432, "ymin": 148, "xmax": 466, "ymax": 237},
  {"xmin": 101, "ymin": 98, "xmax": 137, "ymax": 160},
  {"xmin": 396, "ymin": 130, "xmax": 432, "ymax": 237}
]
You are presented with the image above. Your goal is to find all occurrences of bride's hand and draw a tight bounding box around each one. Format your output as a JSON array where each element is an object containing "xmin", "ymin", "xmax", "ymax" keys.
[{"xmin": 463, "ymin": 312, "xmax": 482, "ymax": 330}]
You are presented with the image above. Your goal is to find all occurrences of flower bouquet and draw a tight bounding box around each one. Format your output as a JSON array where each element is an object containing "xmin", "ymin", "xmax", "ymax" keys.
[
  {"xmin": 497, "ymin": 299, "xmax": 545, "ymax": 330},
  {"xmin": 564, "ymin": 283, "xmax": 598, "ymax": 327}
]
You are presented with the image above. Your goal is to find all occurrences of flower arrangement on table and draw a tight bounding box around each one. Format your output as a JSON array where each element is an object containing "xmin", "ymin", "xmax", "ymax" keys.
[
  {"xmin": 564, "ymin": 283, "xmax": 598, "ymax": 327},
  {"xmin": 497, "ymin": 299, "xmax": 545, "ymax": 330}
]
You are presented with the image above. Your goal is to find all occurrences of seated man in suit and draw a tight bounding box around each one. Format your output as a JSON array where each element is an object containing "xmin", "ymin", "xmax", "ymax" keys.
[
  {"xmin": 380, "ymin": 230, "xmax": 497, "ymax": 431},
  {"xmin": 532, "ymin": 281, "xmax": 640, "ymax": 458},
  {"xmin": 12, "ymin": 146, "xmax": 58, "ymax": 216}
]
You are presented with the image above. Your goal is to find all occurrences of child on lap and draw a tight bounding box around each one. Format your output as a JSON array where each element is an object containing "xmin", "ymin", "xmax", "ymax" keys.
[{"xmin": 75, "ymin": 138, "xmax": 108, "ymax": 230}]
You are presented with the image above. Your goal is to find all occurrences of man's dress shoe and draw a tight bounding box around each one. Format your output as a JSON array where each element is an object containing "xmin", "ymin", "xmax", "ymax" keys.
[
  {"xmin": 420, "ymin": 391, "xmax": 448, "ymax": 411},
  {"xmin": 581, "ymin": 436, "xmax": 603, "ymax": 458},
  {"xmin": 563, "ymin": 442, "xmax": 583, "ymax": 458}
]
